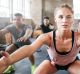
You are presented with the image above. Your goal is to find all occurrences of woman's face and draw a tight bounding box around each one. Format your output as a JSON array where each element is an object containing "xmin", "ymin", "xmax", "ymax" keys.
[{"xmin": 54, "ymin": 7, "xmax": 73, "ymax": 31}]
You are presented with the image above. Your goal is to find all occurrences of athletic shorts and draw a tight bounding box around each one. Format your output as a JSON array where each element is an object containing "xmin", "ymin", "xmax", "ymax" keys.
[
  {"xmin": 47, "ymin": 55, "xmax": 79, "ymax": 70},
  {"xmin": 14, "ymin": 39, "xmax": 31, "ymax": 48}
]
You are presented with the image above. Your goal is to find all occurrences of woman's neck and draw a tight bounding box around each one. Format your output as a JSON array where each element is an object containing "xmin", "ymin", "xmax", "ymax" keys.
[{"xmin": 56, "ymin": 29, "xmax": 72, "ymax": 40}]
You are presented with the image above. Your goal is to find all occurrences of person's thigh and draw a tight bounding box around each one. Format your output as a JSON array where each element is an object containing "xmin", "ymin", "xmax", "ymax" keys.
[
  {"xmin": 68, "ymin": 60, "xmax": 80, "ymax": 74},
  {"xmin": 14, "ymin": 40, "xmax": 31, "ymax": 48},
  {"xmin": 34, "ymin": 60, "xmax": 57, "ymax": 74}
]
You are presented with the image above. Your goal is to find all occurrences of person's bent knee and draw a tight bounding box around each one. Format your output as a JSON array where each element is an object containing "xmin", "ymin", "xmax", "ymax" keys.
[
  {"xmin": 6, "ymin": 44, "xmax": 17, "ymax": 54},
  {"xmin": 68, "ymin": 66, "xmax": 80, "ymax": 74},
  {"xmin": 68, "ymin": 69, "xmax": 78, "ymax": 74},
  {"xmin": 33, "ymin": 68, "xmax": 43, "ymax": 74}
]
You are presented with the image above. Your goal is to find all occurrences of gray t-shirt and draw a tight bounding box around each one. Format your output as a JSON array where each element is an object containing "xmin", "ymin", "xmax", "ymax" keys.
[{"xmin": 5, "ymin": 24, "xmax": 32, "ymax": 42}]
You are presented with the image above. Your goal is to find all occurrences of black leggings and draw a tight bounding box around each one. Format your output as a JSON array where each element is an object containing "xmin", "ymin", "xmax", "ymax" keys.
[{"xmin": 14, "ymin": 39, "xmax": 31, "ymax": 48}]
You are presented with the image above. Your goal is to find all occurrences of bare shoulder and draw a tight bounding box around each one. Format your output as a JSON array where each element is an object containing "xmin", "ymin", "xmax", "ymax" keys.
[
  {"xmin": 38, "ymin": 32, "xmax": 51, "ymax": 42},
  {"xmin": 30, "ymin": 32, "xmax": 52, "ymax": 50},
  {"xmin": 75, "ymin": 32, "xmax": 80, "ymax": 47},
  {"xmin": 34, "ymin": 32, "xmax": 52, "ymax": 46},
  {"xmin": 75, "ymin": 32, "xmax": 80, "ymax": 37},
  {"xmin": 0, "ymin": 28, "xmax": 9, "ymax": 34}
]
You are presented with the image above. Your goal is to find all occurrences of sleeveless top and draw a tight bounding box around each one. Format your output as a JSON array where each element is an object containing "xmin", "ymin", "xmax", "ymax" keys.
[{"xmin": 47, "ymin": 31, "xmax": 80, "ymax": 66}]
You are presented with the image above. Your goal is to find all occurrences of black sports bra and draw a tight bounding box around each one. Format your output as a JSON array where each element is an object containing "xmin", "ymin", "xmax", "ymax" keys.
[{"xmin": 53, "ymin": 30, "xmax": 74, "ymax": 55}]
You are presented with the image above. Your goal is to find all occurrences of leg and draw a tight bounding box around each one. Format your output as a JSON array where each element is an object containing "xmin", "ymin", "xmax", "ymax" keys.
[
  {"xmin": 6, "ymin": 44, "xmax": 35, "ymax": 65},
  {"xmin": 5, "ymin": 44, "xmax": 17, "ymax": 54},
  {"xmin": 29, "ymin": 55, "xmax": 35, "ymax": 65},
  {"xmin": 34, "ymin": 60, "xmax": 57, "ymax": 74},
  {"xmin": 68, "ymin": 60, "xmax": 80, "ymax": 74},
  {"xmin": 16, "ymin": 40, "xmax": 35, "ymax": 65},
  {"xmin": 6, "ymin": 41, "xmax": 30, "ymax": 54}
]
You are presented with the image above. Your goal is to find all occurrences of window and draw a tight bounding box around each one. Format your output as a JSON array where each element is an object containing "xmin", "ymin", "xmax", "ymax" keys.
[
  {"xmin": 25, "ymin": 0, "xmax": 31, "ymax": 18},
  {"xmin": 0, "ymin": 0, "xmax": 10, "ymax": 17},
  {"xmin": 13, "ymin": 0, "xmax": 23, "ymax": 14},
  {"xmin": 0, "ymin": 0, "xmax": 31, "ymax": 18},
  {"xmin": 73, "ymin": 0, "xmax": 80, "ymax": 19}
]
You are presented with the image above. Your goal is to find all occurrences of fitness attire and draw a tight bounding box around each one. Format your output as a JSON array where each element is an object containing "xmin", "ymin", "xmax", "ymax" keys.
[{"xmin": 47, "ymin": 30, "xmax": 80, "ymax": 70}]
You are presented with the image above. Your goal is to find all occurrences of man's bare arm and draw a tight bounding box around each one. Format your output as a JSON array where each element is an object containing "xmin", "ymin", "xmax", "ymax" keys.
[
  {"xmin": 23, "ymin": 29, "xmax": 33, "ymax": 39},
  {"xmin": 17, "ymin": 29, "xmax": 33, "ymax": 42},
  {"xmin": 0, "ymin": 28, "xmax": 9, "ymax": 35}
]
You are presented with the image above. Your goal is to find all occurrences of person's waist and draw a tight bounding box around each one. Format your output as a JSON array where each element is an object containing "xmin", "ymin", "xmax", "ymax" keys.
[{"xmin": 54, "ymin": 56, "xmax": 78, "ymax": 66}]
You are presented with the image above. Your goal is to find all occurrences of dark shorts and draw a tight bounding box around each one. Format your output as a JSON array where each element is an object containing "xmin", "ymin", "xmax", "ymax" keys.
[
  {"xmin": 47, "ymin": 55, "xmax": 79, "ymax": 70},
  {"xmin": 14, "ymin": 39, "xmax": 31, "ymax": 48}
]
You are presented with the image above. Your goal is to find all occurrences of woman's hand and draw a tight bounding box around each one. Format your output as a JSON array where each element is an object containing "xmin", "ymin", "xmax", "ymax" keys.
[{"xmin": 0, "ymin": 51, "xmax": 10, "ymax": 74}]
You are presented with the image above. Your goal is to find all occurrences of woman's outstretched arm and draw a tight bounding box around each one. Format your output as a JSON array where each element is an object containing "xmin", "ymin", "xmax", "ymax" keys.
[{"xmin": 0, "ymin": 33, "xmax": 50, "ymax": 73}]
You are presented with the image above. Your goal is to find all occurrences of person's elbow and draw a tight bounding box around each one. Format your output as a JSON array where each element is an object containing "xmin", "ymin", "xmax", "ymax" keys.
[{"xmin": 0, "ymin": 29, "xmax": 8, "ymax": 34}]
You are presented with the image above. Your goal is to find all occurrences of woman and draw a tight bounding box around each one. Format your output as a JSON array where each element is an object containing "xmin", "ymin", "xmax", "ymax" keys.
[{"xmin": 0, "ymin": 4, "xmax": 80, "ymax": 74}]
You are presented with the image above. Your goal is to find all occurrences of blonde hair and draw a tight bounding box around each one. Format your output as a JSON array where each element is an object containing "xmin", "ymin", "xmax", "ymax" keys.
[{"xmin": 54, "ymin": 3, "xmax": 73, "ymax": 16}]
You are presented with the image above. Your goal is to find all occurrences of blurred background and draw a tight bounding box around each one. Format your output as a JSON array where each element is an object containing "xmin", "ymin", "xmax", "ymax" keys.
[{"xmin": 0, "ymin": 0, "xmax": 80, "ymax": 74}]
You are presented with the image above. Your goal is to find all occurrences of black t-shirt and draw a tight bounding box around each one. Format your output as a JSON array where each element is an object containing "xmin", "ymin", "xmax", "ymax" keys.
[{"xmin": 40, "ymin": 24, "xmax": 53, "ymax": 33}]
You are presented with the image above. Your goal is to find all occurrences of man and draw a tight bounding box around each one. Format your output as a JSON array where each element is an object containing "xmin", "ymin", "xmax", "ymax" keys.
[
  {"xmin": 40, "ymin": 16, "xmax": 54, "ymax": 33},
  {"xmin": 32, "ymin": 16, "xmax": 55, "ymax": 68},
  {"xmin": 0, "ymin": 4, "xmax": 80, "ymax": 74},
  {"xmin": 33, "ymin": 16, "xmax": 55, "ymax": 38},
  {"xmin": 0, "ymin": 13, "xmax": 34, "ymax": 66}
]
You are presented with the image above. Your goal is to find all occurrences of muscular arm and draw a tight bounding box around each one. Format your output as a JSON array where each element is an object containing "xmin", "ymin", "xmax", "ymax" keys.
[
  {"xmin": 0, "ymin": 33, "xmax": 50, "ymax": 73},
  {"xmin": 9, "ymin": 33, "xmax": 50, "ymax": 64},
  {"xmin": 0, "ymin": 28, "xmax": 9, "ymax": 35},
  {"xmin": 76, "ymin": 32, "xmax": 80, "ymax": 53},
  {"xmin": 23, "ymin": 28, "xmax": 32, "ymax": 40},
  {"xmin": 76, "ymin": 32, "xmax": 80, "ymax": 47},
  {"xmin": 77, "ymin": 33, "xmax": 80, "ymax": 53},
  {"xmin": 17, "ymin": 26, "xmax": 33, "ymax": 42}
]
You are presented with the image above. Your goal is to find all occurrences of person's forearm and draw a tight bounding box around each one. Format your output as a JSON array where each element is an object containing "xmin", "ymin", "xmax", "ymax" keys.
[
  {"xmin": 23, "ymin": 29, "xmax": 32, "ymax": 40},
  {"xmin": 9, "ymin": 45, "xmax": 34, "ymax": 65},
  {"xmin": 0, "ymin": 30, "xmax": 5, "ymax": 35},
  {"xmin": 0, "ymin": 29, "xmax": 9, "ymax": 35}
]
